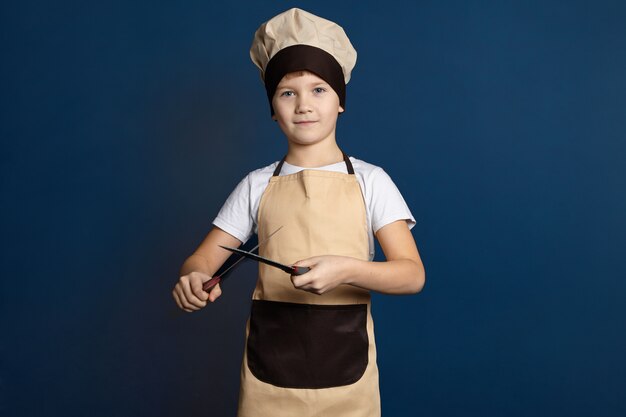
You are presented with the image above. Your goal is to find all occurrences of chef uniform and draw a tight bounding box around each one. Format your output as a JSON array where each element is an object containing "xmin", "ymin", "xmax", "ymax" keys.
[{"xmin": 238, "ymin": 9, "xmax": 381, "ymax": 417}]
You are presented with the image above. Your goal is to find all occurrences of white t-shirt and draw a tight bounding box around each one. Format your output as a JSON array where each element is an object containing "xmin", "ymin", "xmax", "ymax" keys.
[{"xmin": 213, "ymin": 157, "xmax": 415, "ymax": 260}]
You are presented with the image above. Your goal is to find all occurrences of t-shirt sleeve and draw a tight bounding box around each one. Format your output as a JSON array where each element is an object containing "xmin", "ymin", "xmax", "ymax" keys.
[
  {"xmin": 369, "ymin": 167, "xmax": 416, "ymax": 233},
  {"xmin": 212, "ymin": 174, "xmax": 256, "ymax": 244}
]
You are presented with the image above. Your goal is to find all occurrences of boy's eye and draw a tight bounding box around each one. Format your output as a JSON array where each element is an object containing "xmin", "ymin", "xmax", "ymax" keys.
[
  {"xmin": 313, "ymin": 87, "xmax": 326, "ymax": 94},
  {"xmin": 280, "ymin": 91, "xmax": 295, "ymax": 97}
]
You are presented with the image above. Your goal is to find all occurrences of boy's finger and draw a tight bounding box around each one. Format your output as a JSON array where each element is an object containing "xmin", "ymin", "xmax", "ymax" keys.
[
  {"xmin": 173, "ymin": 286, "xmax": 196, "ymax": 311},
  {"xmin": 291, "ymin": 274, "xmax": 311, "ymax": 289},
  {"xmin": 172, "ymin": 290, "xmax": 194, "ymax": 313},
  {"xmin": 172, "ymin": 289, "xmax": 183, "ymax": 309},
  {"xmin": 190, "ymin": 277, "xmax": 209, "ymax": 301},
  {"xmin": 208, "ymin": 283, "xmax": 222, "ymax": 302},
  {"xmin": 181, "ymin": 278, "xmax": 208, "ymax": 308},
  {"xmin": 292, "ymin": 257, "xmax": 317, "ymax": 268}
]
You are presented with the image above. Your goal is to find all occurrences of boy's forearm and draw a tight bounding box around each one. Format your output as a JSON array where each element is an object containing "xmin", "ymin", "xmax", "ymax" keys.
[
  {"xmin": 342, "ymin": 257, "xmax": 425, "ymax": 295},
  {"xmin": 178, "ymin": 227, "xmax": 243, "ymax": 278},
  {"xmin": 179, "ymin": 253, "xmax": 214, "ymax": 277}
]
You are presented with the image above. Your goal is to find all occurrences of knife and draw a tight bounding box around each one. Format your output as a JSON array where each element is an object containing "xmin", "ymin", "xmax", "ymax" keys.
[
  {"xmin": 218, "ymin": 246, "xmax": 310, "ymax": 276},
  {"xmin": 202, "ymin": 226, "xmax": 283, "ymax": 293}
]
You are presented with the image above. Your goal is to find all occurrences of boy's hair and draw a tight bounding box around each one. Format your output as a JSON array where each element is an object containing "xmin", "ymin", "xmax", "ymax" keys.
[{"xmin": 280, "ymin": 70, "xmax": 314, "ymax": 80}]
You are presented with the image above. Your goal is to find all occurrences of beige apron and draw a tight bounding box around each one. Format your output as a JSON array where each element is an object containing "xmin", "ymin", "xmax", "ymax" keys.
[{"xmin": 237, "ymin": 153, "xmax": 380, "ymax": 417}]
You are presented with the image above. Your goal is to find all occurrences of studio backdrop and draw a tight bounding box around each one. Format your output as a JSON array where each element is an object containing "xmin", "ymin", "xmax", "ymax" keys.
[{"xmin": 1, "ymin": 1, "xmax": 625, "ymax": 416}]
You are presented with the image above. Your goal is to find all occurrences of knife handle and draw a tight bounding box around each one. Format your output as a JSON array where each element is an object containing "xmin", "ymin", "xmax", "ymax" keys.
[
  {"xmin": 290, "ymin": 266, "xmax": 310, "ymax": 276},
  {"xmin": 202, "ymin": 276, "xmax": 222, "ymax": 293}
]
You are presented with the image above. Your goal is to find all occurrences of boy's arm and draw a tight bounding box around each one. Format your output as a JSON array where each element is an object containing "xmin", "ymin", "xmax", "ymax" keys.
[
  {"xmin": 291, "ymin": 220, "xmax": 425, "ymax": 295},
  {"xmin": 173, "ymin": 226, "xmax": 242, "ymax": 312}
]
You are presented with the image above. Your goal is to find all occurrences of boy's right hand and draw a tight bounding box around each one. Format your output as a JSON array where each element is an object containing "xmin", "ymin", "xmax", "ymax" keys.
[{"xmin": 172, "ymin": 271, "xmax": 222, "ymax": 312}]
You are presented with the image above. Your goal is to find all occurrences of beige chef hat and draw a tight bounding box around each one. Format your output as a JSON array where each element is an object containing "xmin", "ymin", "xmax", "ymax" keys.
[{"xmin": 249, "ymin": 8, "xmax": 357, "ymax": 115}]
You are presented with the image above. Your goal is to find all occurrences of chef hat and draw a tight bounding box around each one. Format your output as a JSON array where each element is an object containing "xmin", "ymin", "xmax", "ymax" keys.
[{"xmin": 249, "ymin": 8, "xmax": 357, "ymax": 115}]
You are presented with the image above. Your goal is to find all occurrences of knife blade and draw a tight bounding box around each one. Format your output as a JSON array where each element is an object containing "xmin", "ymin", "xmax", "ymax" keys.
[
  {"xmin": 202, "ymin": 226, "xmax": 283, "ymax": 293},
  {"xmin": 218, "ymin": 246, "xmax": 310, "ymax": 276}
]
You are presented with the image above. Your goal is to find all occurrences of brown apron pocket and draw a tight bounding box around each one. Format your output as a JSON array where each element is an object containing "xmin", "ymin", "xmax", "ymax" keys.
[{"xmin": 247, "ymin": 299, "xmax": 369, "ymax": 389}]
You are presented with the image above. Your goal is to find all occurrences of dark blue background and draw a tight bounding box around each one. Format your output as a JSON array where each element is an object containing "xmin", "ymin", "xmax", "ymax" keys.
[{"xmin": 2, "ymin": 1, "xmax": 625, "ymax": 416}]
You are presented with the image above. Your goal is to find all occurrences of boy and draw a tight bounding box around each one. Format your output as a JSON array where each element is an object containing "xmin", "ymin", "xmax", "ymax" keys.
[{"xmin": 172, "ymin": 8, "xmax": 425, "ymax": 417}]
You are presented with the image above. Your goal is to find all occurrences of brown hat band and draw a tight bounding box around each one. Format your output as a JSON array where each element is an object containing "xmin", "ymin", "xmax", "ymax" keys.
[{"xmin": 264, "ymin": 44, "xmax": 346, "ymax": 116}]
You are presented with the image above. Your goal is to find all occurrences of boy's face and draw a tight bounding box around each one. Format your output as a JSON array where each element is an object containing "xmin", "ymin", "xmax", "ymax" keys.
[{"xmin": 271, "ymin": 71, "xmax": 344, "ymax": 148}]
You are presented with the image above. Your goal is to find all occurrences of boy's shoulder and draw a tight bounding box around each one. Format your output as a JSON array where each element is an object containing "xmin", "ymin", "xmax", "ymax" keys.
[
  {"xmin": 349, "ymin": 157, "xmax": 398, "ymax": 192},
  {"xmin": 249, "ymin": 160, "xmax": 279, "ymax": 175},
  {"xmin": 350, "ymin": 157, "xmax": 384, "ymax": 176},
  {"xmin": 240, "ymin": 160, "xmax": 280, "ymax": 187}
]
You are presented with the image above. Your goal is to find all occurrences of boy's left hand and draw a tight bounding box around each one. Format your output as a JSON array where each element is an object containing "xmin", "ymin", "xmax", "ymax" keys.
[{"xmin": 290, "ymin": 255, "xmax": 355, "ymax": 295}]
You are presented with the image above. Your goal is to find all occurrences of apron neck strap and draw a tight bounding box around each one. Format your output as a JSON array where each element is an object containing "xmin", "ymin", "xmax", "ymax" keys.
[{"xmin": 272, "ymin": 151, "xmax": 355, "ymax": 176}]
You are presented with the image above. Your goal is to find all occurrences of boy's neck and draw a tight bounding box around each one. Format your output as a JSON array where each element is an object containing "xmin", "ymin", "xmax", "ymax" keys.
[{"xmin": 285, "ymin": 142, "xmax": 344, "ymax": 168}]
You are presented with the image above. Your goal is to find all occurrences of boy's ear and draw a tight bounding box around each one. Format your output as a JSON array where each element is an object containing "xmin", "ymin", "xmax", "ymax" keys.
[
  {"xmin": 271, "ymin": 115, "xmax": 277, "ymax": 121},
  {"xmin": 338, "ymin": 106, "xmax": 345, "ymax": 114}
]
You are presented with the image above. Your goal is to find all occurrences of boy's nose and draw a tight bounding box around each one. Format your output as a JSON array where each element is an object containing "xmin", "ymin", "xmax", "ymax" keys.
[{"xmin": 295, "ymin": 97, "xmax": 312, "ymax": 113}]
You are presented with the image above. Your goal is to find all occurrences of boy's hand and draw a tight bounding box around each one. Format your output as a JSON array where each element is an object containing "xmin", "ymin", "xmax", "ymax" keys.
[
  {"xmin": 172, "ymin": 271, "xmax": 222, "ymax": 312},
  {"xmin": 290, "ymin": 255, "xmax": 355, "ymax": 295}
]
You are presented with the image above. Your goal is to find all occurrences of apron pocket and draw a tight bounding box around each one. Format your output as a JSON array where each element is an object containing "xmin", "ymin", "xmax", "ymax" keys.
[{"xmin": 247, "ymin": 299, "xmax": 369, "ymax": 389}]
